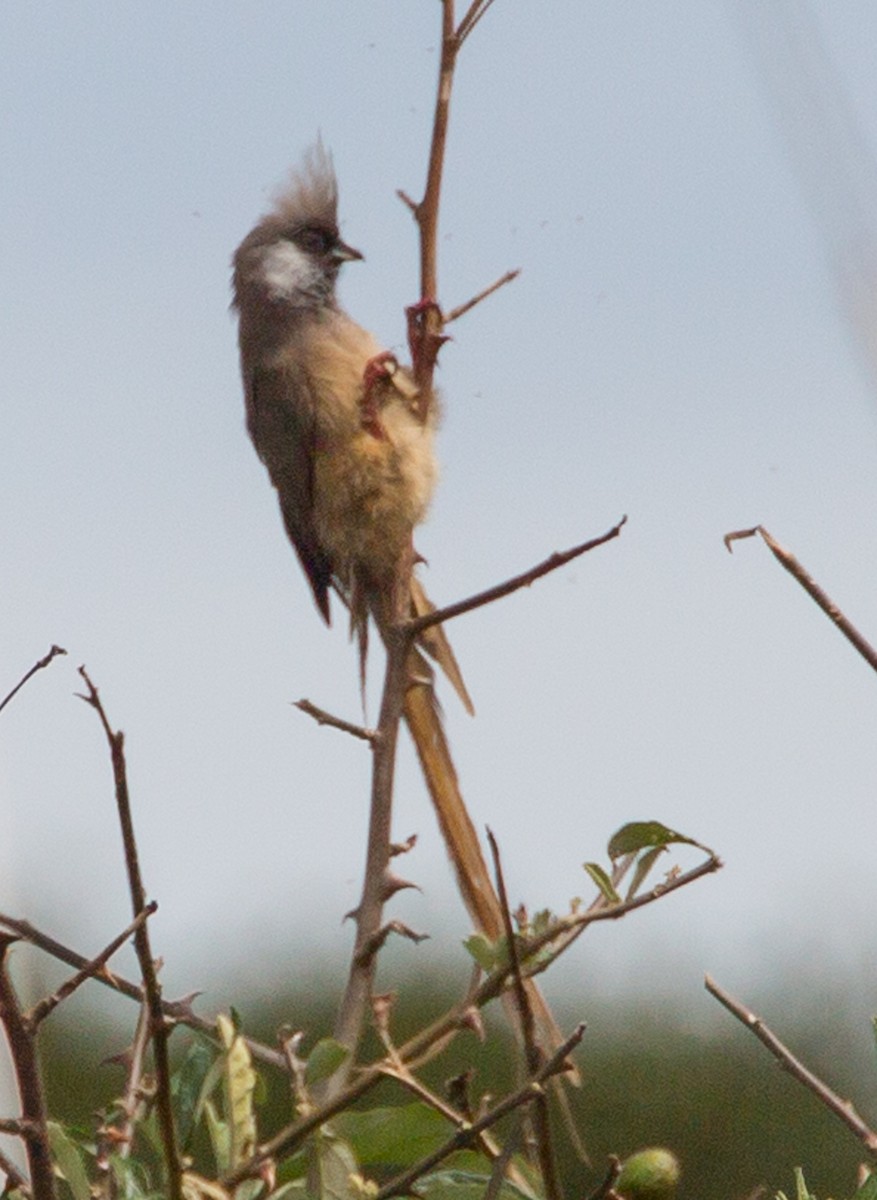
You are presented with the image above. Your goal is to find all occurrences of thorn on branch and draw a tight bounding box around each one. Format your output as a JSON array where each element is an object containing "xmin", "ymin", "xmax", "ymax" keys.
[
  {"xmin": 371, "ymin": 991, "xmax": 396, "ymax": 1037},
  {"xmin": 705, "ymin": 974, "xmax": 877, "ymax": 1155},
  {"xmin": 396, "ymin": 188, "xmax": 418, "ymax": 215},
  {"xmin": 381, "ymin": 871, "xmax": 421, "ymax": 901},
  {"xmin": 389, "ymin": 833, "xmax": 418, "ymax": 857},
  {"xmin": 356, "ymin": 920, "xmax": 430, "ymax": 965}
]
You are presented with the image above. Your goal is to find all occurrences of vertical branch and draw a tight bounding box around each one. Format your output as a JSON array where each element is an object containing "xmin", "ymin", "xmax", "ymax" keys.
[
  {"xmin": 328, "ymin": 562, "xmax": 413, "ymax": 1091},
  {"xmin": 418, "ymin": 0, "xmax": 457, "ymax": 307},
  {"xmin": 486, "ymin": 832, "xmax": 561, "ymax": 1200},
  {"xmin": 406, "ymin": 0, "xmax": 458, "ymax": 396},
  {"xmin": 406, "ymin": 1, "xmax": 498, "ymax": 394},
  {"xmin": 77, "ymin": 669, "xmax": 182, "ymax": 1200},
  {"xmin": 0, "ymin": 936, "xmax": 57, "ymax": 1200}
]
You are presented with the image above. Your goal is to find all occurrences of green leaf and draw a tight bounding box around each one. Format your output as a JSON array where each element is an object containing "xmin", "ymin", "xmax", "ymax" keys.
[
  {"xmin": 305, "ymin": 1038, "xmax": 350, "ymax": 1086},
  {"xmin": 583, "ymin": 862, "xmax": 621, "ymax": 904},
  {"xmin": 47, "ymin": 1121, "xmax": 92, "ymax": 1200},
  {"xmin": 193, "ymin": 1053, "xmax": 227, "ymax": 1129},
  {"xmin": 608, "ymin": 821, "xmax": 701, "ymax": 860},
  {"xmin": 203, "ymin": 1098, "xmax": 231, "ymax": 1174},
  {"xmin": 625, "ymin": 845, "xmax": 667, "ymax": 900},
  {"xmin": 463, "ymin": 932, "xmax": 498, "ymax": 971},
  {"xmin": 109, "ymin": 1153, "xmax": 161, "ymax": 1200},
  {"xmin": 172, "ymin": 1034, "xmax": 218, "ymax": 1150},
  {"xmin": 853, "ymin": 1171, "xmax": 877, "ymax": 1200},
  {"xmin": 793, "ymin": 1167, "xmax": 815, "ymax": 1200},
  {"xmin": 224, "ymin": 1029, "xmax": 258, "ymax": 1168},
  {"xmin": 334, "ymin": 1103, "xmax": 450, "ymax": 1168},
  {"xmin": 310, "ymin": 1129, "xmax": 361, "ymax": 1200},
  {"xmin": 233, "ymin": 1180, "xmax": 264, "ymax": 1200},
  {"xmin": 275, "ymin": 1150, "xmax": 309, "ymax": 1184},
  {"xmin": 416, "ymin": 1169, "xmax": 535, "ymax": 1200}
]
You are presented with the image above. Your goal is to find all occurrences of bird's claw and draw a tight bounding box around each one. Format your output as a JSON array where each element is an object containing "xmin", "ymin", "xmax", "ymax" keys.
[{"xmin": 360, "ymin": 351, "xmax": 398, "ymax": 439}]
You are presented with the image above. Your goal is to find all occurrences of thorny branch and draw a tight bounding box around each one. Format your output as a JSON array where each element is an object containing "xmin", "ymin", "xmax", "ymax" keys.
[
  {"xmin": 375, "ymin": 1024, "xmax": 584, "ymax": 1200},
  {"xmin": 408, "ymin": 518, "xmax": 628, "ymax": 638},
  {"xmin": 403, "ymin": 0, "xmax": 506, "ymax": 393},
  {"xmin": 223, "ymin": 847, "xmax": 715, "ymax": 1189},
  {"xmin": 487, "ymin": 829, "xmax": 560, "ymax": 1200},
  {"xmin": 0, "ymin": 909, "xmax": 284, "ymax": 1073},
  {"xmin": 325, "ymin": 0, "xmax": 525, "ymax": 1100},
  {"xmin": 327, "ymin": 596, "xmax": 410, "ymax": 1092},
  {"xmin": 706, "ymin": 974, "xmax": 877, "ymax": 1156},
  {"xmin": 724, "ymin": 524, "xmax": 877, "ymax": 674},
  {"xmin": 0, "ymin": 936, "xmax": 56, "ymax": 1200},
  {"xmin": 0, "ymin": 1143, "xmax": 30, "ymax": 1196},
  {"xmin": 76, "ymin": 668, "xmax": 182, "ymax": 1200},
  {"xmin": 25, "ymin": 903, "xmax": 156, "ymax": 1030}
]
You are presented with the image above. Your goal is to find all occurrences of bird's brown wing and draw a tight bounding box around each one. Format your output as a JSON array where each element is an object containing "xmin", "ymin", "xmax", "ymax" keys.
[{"xmin": 247, "ymin": 364, "xmax": 334, "ymax": 623}]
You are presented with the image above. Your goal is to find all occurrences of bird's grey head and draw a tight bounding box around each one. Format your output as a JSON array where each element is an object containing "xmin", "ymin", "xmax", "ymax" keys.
[{"xmin": 232, "ymin": 142, "xmax": 363, "ymax": 313}]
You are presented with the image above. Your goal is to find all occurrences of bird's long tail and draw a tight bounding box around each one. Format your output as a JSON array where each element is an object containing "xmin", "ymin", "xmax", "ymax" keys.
[{"xmin": 401, "ymin": 595, "xmax": 576, "ymax": 1079}]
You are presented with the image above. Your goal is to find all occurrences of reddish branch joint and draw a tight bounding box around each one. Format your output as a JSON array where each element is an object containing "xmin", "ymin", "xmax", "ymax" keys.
[{"xmin": 406, "ymin": 298, "xmax": 449, "ymax": 378}]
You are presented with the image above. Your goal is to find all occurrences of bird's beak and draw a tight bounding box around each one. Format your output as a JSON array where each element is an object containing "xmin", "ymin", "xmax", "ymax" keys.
[{"xmin": 333, "ymin": 238, "xmax": 364, "ymax": 264}]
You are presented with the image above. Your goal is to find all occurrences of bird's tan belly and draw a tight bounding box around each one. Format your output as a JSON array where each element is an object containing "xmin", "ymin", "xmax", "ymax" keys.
[{"xmin": 313, "ymin": 421, "xmax": 437, "ymax": 578}]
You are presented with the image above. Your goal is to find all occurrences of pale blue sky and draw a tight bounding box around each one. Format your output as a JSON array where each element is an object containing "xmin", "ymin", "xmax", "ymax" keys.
[{"xmin": 3, "ymin": 3, "xmax": 877, "ymax": 1040}]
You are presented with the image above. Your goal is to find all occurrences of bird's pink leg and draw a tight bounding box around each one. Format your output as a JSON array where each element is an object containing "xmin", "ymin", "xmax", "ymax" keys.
[{"xmin": 360, "ymin": 351, "xmax": 398, "ymax": 440}]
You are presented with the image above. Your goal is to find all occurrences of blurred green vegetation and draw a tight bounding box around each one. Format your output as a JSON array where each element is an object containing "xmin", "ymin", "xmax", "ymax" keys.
[{"xmin": 34, "ymin": 967, "xmax": 876, "ymax": 1200}]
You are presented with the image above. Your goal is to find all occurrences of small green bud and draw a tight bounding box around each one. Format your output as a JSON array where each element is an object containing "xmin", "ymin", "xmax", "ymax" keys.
[{"xmin": 616, "ymin": 1147, "xmax": 681, "ymax": 1200}]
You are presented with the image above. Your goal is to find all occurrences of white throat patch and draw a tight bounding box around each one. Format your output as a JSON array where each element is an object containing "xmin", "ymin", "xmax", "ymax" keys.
[{"xmin": 260, "ymin": 240, "xmax": 321, "ymax": 302}]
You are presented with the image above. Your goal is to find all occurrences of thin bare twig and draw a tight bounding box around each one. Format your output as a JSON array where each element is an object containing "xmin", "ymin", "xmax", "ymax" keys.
[
  {"xmin": 724, "ymin": 524, "xmax": 877, "ymax": 674},
  {"xmin": 520, "ymin": 853, "xmax": 722, "ymax": 977},
  {"xmin": 487, "ymin": 830, "xmax": 560, "ymax": 1200},
  {"xmin": 77, "ymin": 668, "xmax": 182, "ymax": 1200},
  {"xmin": 457, "ymin": 0, "xmax": 499, "ymax": 44},
  {"xmin": 0, "ymin": 1142, "xmax": 30, "ymax": 1195},
  {"xmin": 376, "ymin": 1024, "xmax": 584, "ymax": 1200},
  {"xmin": 0, "ymin": 645, "xmax": 66, "ymax": 716},
  {"xmin": 409, "ymin": 518, "xmax": 628, "ymax": 638},
  {"xmin": 0, "ymin": 910, "xmax": 286, "ymax": 1072},
  {"xmin": 705, "ymin": 974, "xmax": 877, "ymax": 1155},
  {"xmin": 484, "ymin": 1116, "xmax": 525, "ymax": 1200},
  {"xmin": 585, "ymin": 1155, "xmax": 622, "ymax": 1200},
  {"xmin": 0, "ymin": 936, "xmax": 57, "ymax": 1200},
  {"xmin": 293, "ymin": 699, "xmax": 375, "ymax": 742},
  {"xmin": 374, "ymin": 989, "xmax": 523, "ymax": 1184},
  {"xmin": 115, "ymin": 1002, "xmax": 153, "ymax": 1159},
  {"xmin": 0, "ymin": 1119, "xmax": 33, "ymax": 1136},
  {"xmin": 445, "ymin": 269, "xmax": 521, "ymax": 324},
  {"xmin": 379, "ymin": 1062, "xmax": 506, "ymax": 1172},
  {"xmin": 25, "ymin": 904, "xmax": 156, "ymax": 1029}
]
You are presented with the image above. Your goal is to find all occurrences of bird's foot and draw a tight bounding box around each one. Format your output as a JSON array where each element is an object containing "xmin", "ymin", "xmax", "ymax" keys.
[{"xmin": 360, "ymin": 351, "xmax": 399, "ymax": 439}]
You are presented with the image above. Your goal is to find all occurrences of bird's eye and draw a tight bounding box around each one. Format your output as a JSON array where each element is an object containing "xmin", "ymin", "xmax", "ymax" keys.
[{"xmin": 297, "ymin": 226, "xmax": 335, "ymax": 256}]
